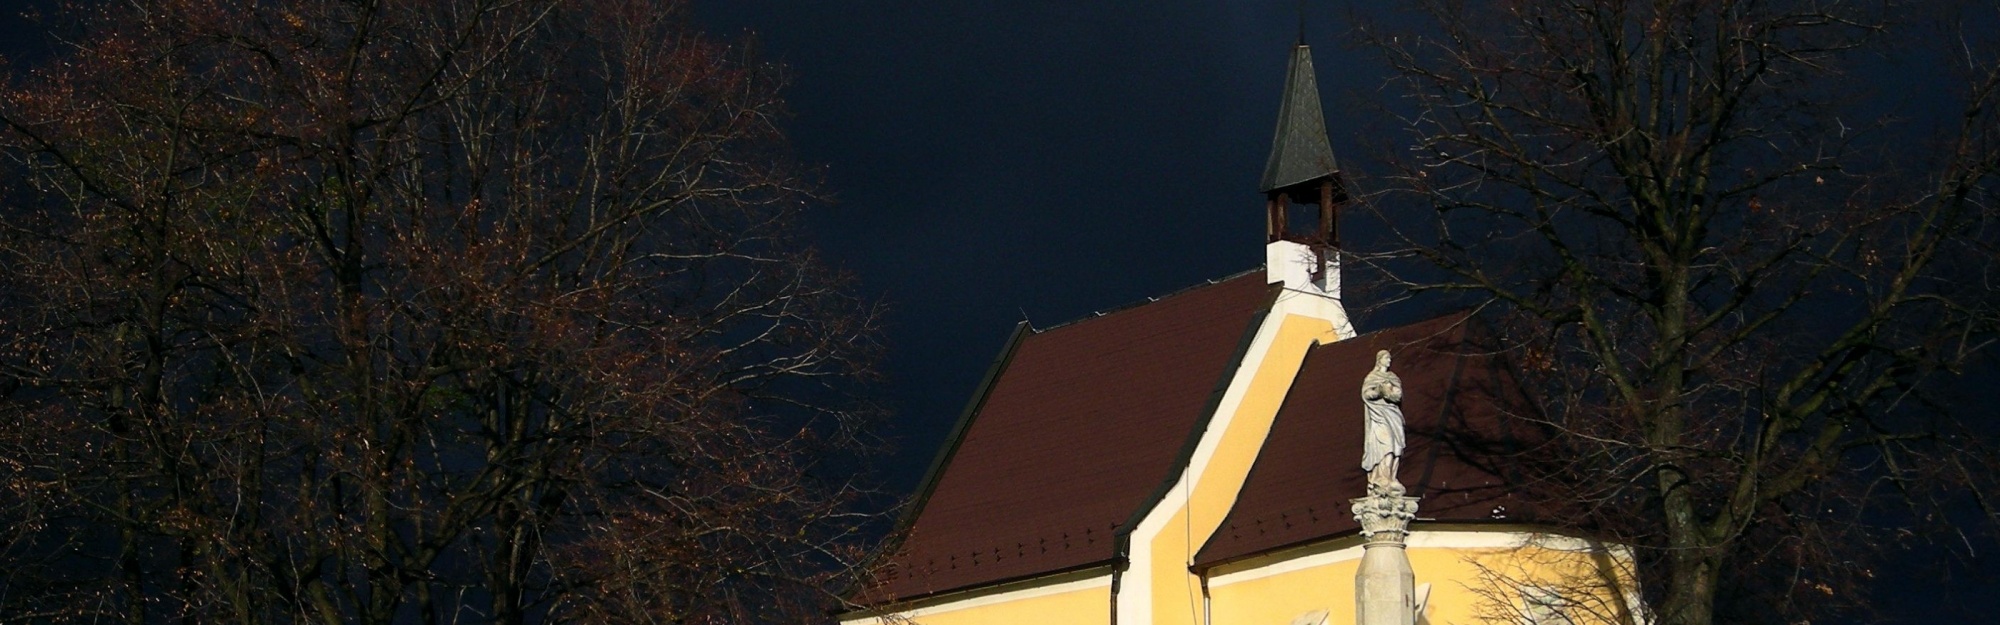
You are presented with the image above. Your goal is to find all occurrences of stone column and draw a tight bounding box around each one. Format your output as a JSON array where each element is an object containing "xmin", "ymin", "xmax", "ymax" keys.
[{"xmin": 1351, "ymin": 493, "xmax": 1419, "ymax": 625}]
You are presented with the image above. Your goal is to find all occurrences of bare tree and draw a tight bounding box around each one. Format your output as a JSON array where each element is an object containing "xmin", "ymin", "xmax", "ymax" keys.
[
  {"xmin": 0, "ymin": 0, "xmax": 884, "ymax": 623},
  {"xmin": 1353, "ymin": 1, "xmax": 2000, "ymax": 624}
]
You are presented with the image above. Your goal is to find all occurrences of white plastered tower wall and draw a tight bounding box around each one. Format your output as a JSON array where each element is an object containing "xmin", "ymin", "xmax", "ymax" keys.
[{"xmin": 1266, "ymin": 239, "xmax": 1356, "ymax": 338}]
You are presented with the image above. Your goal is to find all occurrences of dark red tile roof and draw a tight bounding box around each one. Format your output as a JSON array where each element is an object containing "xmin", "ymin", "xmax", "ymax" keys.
[
  {"xmin": 862, "ymin": 271, "xmax": 1279, "ymax": 603},
  {"xmin": 1192, "ymin": 312, "xmax": 1539, "ymax": 568}
]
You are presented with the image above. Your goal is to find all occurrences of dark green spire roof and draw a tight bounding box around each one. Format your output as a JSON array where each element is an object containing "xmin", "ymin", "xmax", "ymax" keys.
[{"xmin": 1259, "ymin": 44, "xmax": 1339, "ymax": 195}]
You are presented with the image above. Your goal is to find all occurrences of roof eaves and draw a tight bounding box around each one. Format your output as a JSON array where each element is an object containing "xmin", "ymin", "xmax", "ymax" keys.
[
  {"xmin": 1191, "ymin": 519, "xmax": 1565, "ymax": 573},
  {"xmin": 847, "ymin": 559, "xmax": 1120, "ymax": 615}
]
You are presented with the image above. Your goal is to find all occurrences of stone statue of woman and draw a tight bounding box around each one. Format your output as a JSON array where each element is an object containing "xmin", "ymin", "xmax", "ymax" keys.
[{"xmin": 1361, "ymin": 349, "xmax": 1405, "ymax": 496}]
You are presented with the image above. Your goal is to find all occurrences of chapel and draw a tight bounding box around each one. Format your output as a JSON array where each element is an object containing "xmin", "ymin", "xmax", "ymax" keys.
[{"xmin": 839, "ymin": 43, "xmax": 1641, "ymax": 625}]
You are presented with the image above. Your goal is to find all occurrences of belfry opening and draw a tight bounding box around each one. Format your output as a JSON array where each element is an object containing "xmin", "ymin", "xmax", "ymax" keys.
[{"xmin": 1260, "ymin": 43, "xmax": 1348, "ymax": 283}]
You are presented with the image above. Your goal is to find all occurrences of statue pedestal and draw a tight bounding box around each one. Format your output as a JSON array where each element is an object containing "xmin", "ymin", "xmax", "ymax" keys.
[{"xmin": 1352, "ymin": 494, "xmax": 1419, "ymax": 625}]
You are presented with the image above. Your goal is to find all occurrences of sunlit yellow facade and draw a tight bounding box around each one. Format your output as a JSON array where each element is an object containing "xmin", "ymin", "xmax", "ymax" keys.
[{"xmin": 843, "ymin": 306, "xmax": 1642, "ymax": 625}]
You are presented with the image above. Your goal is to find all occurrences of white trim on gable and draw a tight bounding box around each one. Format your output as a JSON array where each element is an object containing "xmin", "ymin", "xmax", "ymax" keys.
[{"xmin": 1118, "ymin": 287, "xmax": 1354, "ymax": 625}]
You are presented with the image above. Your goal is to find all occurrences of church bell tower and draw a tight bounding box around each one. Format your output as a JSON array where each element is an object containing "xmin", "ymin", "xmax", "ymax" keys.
[{"xmin": 1261, "ymin": 43, "xmax": 1348, "ymax": 295}]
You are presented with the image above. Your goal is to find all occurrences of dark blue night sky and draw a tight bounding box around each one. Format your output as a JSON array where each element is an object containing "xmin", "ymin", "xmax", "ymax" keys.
[{"xmin": 687, "ymin": 0, "xmax": 1396, "ymax": 490}]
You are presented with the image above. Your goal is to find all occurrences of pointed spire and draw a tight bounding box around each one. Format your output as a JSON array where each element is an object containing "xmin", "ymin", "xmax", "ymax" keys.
[
  {"xmin": 1261, "ymin": 42, "xmax": 1347, "ymax": 298},
  {"xmin": 1259, "ymin": 44, "xmax": 1340, "ymax": 197}
]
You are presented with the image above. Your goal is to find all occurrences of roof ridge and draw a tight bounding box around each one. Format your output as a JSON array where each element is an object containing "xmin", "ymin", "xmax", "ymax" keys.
[
  {"xmin": 1346, "ymin": 307, "xmax": 1476, "ymax": 342},
  {"xmin": 1032, "ymin": 267, "xmax": 1265, "ymax": 334}
]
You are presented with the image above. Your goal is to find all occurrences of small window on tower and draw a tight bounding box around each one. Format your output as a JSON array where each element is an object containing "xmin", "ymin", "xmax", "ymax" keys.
[{"xmin": 1284, "ymin": 202, "xmax": 1322, "ymax": 241}]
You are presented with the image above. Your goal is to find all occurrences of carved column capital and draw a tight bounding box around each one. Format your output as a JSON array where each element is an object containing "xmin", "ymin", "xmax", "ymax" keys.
[{"xmin": 1350, "ymin": 493, "xmax": 1420, "ymax": 543}]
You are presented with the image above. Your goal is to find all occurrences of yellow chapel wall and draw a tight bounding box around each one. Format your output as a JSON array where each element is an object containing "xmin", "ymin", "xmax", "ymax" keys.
[
  {"xmin": 1206, "ymin": 529, "xmax": 1643, "ymax": 625},
  {"xmin": 1143, "ymin": 312, "xmax": 1343, "ymax": 625}
]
